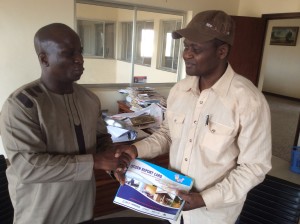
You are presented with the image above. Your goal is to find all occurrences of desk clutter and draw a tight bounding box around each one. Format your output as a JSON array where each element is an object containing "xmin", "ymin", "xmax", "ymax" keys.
[
  {"xmin": 118, "ymin": 87, "xmax": 167, "ymax": 112},
  {"xmin": 104, "ymin": 87, "xmax": 167, "ymax": 143}
]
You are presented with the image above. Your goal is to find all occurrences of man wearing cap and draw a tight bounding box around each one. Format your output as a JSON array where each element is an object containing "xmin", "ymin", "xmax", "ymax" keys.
[{"xmin": 115, "ymin": 10, "xmax": 272, "ymax": 224}]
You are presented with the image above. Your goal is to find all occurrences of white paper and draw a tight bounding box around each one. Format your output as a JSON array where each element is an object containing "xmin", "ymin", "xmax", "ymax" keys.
[
  {"xmin": 107, "ymin": 126, "xmax": 129, "ymax": 138},
  {"xmin": 107, "ymin": 126, "xmax": 137, "ymax": 143}
]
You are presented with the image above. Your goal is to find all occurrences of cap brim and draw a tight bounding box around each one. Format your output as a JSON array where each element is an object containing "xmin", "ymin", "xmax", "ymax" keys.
[
  {"xmin": 172, "ymin": 28, "xmax": 215, "ymax": 44},
  {"xmin": 172, "ymin": 30, "xmax": 183, "ymax": 39}
]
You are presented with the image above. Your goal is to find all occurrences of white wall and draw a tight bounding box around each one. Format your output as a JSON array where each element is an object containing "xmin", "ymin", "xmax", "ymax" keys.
[
  {"xmin": 0, "ymin": 0, "xmax": 75, "ymax": 109},
  {"xmin": 259, "ymin": 19, "xmax": 300, "ymax": 99},
  {"xmin": 238, "ymin": 0, "xmax": 300, "ymax": 17}
]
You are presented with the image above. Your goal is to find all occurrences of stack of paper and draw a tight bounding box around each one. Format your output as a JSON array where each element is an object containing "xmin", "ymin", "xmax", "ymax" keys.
[
  {"xmin": 106, "ymin": 126, "xmax": 137, "ymax": 143},
  {"xmin": 118, "ymin": 87, "xmax": 167, "ymax": 110},
  {"xmin": 108, "ymin": 104, "xmax": 163, "ymax": 130}
]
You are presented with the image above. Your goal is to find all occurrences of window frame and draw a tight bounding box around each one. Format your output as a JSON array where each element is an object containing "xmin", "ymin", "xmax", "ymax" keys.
[
  {"xmin": 77, "ymin": 19, "xmax": 116, "ymax": 59},
  {"xmin": 119, "ymin": 20, "xmax": 154, "ymax": 67},
  {"xmin": 158, "ymin": 20, "xmax": 182, "ymax": 73}
]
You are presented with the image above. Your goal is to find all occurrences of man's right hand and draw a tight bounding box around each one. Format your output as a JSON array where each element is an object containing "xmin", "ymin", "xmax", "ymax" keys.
[
  {"xmin": 115, "ymin": 144, "xmax": 138, "ymax": 160},
  {"xmin": 114, "ymin": 145, "xmax": 138, "ymax": 185},
  {"xmin": 93, "ymin": 148, "xmax": 131, "ymax": 172}
]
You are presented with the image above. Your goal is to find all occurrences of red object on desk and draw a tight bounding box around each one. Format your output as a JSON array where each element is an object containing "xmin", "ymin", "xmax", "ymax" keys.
[{"xmin": 117, "ymin": 100, "xmax": 132, "ymax": 113}]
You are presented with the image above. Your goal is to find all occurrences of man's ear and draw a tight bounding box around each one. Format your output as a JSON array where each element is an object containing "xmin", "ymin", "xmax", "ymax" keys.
[
  {"xmin": 217, "ymin": 44, "xmax": 230, "ymax": 60},
  {"xmin": 39, "ymin": 53, "xmax": 49, "ymax": 67}
]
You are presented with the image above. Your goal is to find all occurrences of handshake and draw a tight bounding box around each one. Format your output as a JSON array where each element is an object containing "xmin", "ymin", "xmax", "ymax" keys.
[{"xmin": 93, "ymin": 145, "xmax": 138, "ymax": 185}]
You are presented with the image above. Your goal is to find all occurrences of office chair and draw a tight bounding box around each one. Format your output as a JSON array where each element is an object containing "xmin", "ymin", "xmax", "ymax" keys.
[
  {"xmin": 0, "ymin": 154, "xmax": 14, "ymax": 224},
  {"xmin": 238, "ymin": 174, "xmax": 300, "ymax": 224}
]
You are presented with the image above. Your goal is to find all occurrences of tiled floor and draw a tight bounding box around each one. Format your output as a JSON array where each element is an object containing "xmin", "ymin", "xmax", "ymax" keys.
[
  {"xmin": 268, "ymin": 155, "xmax": 300, "ymax": 185},
  {"xmin": 264, "ymin": 93, "xmax": 300, "ymax": 162}
]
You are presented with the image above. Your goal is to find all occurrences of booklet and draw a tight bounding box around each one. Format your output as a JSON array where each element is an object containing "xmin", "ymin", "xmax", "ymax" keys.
[{"xmin": 113, "ymin": 159, "xmax": 193, "ymax": 221}]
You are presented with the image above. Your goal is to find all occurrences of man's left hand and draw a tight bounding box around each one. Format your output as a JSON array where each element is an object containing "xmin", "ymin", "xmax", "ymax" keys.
[
  {"xmin": 177, "ymin": 191, "xmax": 206, "ymax": 211},
  {"xmin": 114, "ymin": 144, "xmax": 138, "ymax": 185}
]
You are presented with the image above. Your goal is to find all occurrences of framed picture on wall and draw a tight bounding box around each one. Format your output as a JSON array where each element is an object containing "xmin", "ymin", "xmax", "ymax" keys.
[{"xmin": 270, "ymin": 26, "xmax": 299, "ymax": 46}]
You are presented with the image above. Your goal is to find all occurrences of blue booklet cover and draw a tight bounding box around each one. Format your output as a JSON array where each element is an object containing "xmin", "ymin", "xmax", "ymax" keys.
[{"xmin": 113, "ymin": 159, "xmax": 193, "ymax": 221}]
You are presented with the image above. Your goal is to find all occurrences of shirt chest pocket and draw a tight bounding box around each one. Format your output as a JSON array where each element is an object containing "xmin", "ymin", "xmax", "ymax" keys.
[
  {"xmin": 167, "ymin": 111, "xmax": 185, "ymax": 139},
  {"xmin": 202, "ymin": 121, "xmax": 235, "ymax": 151}
]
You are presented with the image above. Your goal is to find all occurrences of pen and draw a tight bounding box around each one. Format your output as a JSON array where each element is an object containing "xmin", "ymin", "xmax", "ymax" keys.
[{"xmin": 205, "ymin": 114, "xmax": 209, "ymax": 126}]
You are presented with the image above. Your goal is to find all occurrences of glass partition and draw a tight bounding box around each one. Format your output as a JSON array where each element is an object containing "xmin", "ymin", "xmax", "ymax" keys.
[{"xmin": 76, "ymin": 1, "xmax": 185, "ymax": 85}]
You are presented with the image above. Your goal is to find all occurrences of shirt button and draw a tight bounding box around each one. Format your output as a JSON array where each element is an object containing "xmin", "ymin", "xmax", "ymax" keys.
[
  {"xmin": 194, "ymin": 120, "xmax": 197, "ymax": 124},
  {"xmin": 189, "ymin": 139, "xmax": 192, "ymax": 142},
  {"xmin": 200, "ymin": 101, "xmax": 203, "ymax": 104},
  {"xmin": 185, "ymin": 158, "xmax": 188, "ymax": 161}
]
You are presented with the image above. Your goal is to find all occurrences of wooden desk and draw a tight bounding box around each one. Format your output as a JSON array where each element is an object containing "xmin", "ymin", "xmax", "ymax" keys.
[{"xmin": 94, "ymin": 101, "xmax": 169, "ymax": 217}]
